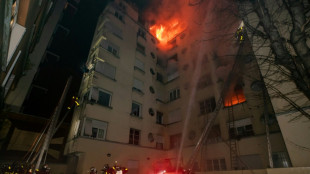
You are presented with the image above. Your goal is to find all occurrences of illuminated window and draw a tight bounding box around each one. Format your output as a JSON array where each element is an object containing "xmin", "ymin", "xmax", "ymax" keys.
[
  {"xmin": 199, "ymin": 97, "xmax": 216, "ymax": 115},
  {"xmin": 206, "ymin": 159, "xmax": 226, "ymax": 171},
  {"xmin": 224, "ymin": 84, "xmax": 246, "ymax": 107},
  {"xmin": 131, "ymin": 101, "xmax": 141, "ymax": 117},
  {"xmin": 129, "ymin": 128, "xmax": 140, "ymax": 145}
]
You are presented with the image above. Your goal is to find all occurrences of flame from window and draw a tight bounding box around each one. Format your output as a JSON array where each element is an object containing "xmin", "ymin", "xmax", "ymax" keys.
[
  {"xmin": 149, "ymin": 19, "xmax": 186, "ymax": 49},
  {"xmin": 224, "ymin": 85, "xmax": 246, "ymax": 107}
]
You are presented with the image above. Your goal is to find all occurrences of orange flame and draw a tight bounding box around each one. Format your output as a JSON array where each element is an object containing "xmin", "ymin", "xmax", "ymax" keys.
[
  {"xmin": 149, "ymin": 19, "xmax": 186, "ymax": 49},
  {"xmin": 224, "ymin": 88, "xmax": 246, "ymax": 107}
]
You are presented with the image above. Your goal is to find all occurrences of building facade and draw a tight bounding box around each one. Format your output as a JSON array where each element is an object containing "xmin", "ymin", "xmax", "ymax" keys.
[{"xmin": 65, "ymin": 0, "xmax": 290, "ymax": 173}]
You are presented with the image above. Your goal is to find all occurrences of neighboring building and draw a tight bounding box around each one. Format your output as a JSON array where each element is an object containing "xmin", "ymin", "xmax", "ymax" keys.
[
  {"xmin": 0, "ymin": 0, "xmax": 60, "ymax": 111},
  {"xmin": 0, "ymin": 0, "xmax": 79, "ymax": 170},
  {"xmin": 65, "ymin": 0, "xmax": 291, "ymax": 174},
  {"xmin": 239, "ymin": 0, "xmax": 310, "ymax": 167}
]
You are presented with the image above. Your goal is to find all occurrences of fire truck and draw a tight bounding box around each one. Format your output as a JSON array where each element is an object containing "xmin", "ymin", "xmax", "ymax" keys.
[{"xmin": 152, "ymin": 159, "xmax": 192, "ymax": 174}]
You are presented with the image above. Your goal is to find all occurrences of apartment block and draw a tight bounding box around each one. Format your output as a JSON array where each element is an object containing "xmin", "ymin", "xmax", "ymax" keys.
[{"xmin": 65, "ymin": 1, "xmax": 290, "ymax": 174}]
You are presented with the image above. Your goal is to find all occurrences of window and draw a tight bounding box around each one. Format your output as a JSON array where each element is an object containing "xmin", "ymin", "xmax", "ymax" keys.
[
  {"xmin": 170, "ymin": 133, "xmax": 181, "ymax": 149},
  {"xmin": 133, "ymin": 78, "xmax": 144, "ymax": 93},
  {"xmin": 229, "ymin": 118, "xmax": 254, "ymax": 138},
  {"xmin": 114, "ymin": 11, "xmax": 123, "ymax": 22},
  {"xmin": 134, "ymin": 58, "xmax": 144, "ymax": 72},
  {"xmin": 150, "ymin": 52, "xmax": 156, "ymax": 59},
  {"xmin": 108, "ymin": 45, "xmax": 118, "ymax": 56},
  {"xmin": 129, "ymin": 128, "xmax": 140, "ymax": 145},
  {"xmin": 167, "ymin": 55, "xmax": 179, "ymax": 81},
  {"xmin": 104, "ymin": 22, "xmax": 122, "ymax": 38},
  {"xmin": 199, "ymin": 97, "xmax": 216, "ymax": 115},
  {"xmin": 100, "ymin": 40, "xmax": 119, "ymax": 57},
  {"xmin": 90, "ymin": 87, "xmax": 112, "ymax": 107},
  {"xmin": 272, "ymin": 152, "xmax": 291, "ymax": 168},
  {"xmin": 95, "ymin": 61, "xmax": 116, "ymax": 80},
  {"xmin": 149, "ymin": 86, "xmax": 155, "ymax": 94},
  {"xmin": 131, "ymin": 102, "xmax": 141, "ymax": 117},
  {"xmin": 156, "ymin": 111, "xmax": 163, "ymax": 124},
  {"xmin": 137, "ymin": 28, "xmax": 146, "ymax": 39},
  {"xmin": 136, "ymin": 43, "xmax": 145, "ymax": 55},
  {"xmin": 169, "ymin": 88, "xmax": 180, "ymax": 101},
  {"xmin": 156, "ymin": 73, "xmax": 164, "ymax": 83},
  {"xmin": 206, "ymin": 158, "xmax": 226, "ymax": 171},
  {"xmin": 224, "ymin": 84, "xmax": 246, "ymax": 107},
  {"xmin": 83, "ymin": 118, "xmax": 107, "ymax": 140}
]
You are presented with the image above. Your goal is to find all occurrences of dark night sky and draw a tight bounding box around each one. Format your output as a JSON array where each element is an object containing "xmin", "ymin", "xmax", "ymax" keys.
[{"xmin": 22, "ymin": 0, "xmax": 153, "ymax": 122}]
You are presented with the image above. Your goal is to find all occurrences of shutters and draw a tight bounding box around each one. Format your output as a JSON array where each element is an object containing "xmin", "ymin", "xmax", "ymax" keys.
[
  {"xmin": 95, "ymin": 61, "xmax": 116, "ymax": 79},
  {"xmin": 84, "ymin": 119, "xmax": 92, "ymax": 136},
  {"xmin": 228, "ymin": 117, "xmax": 252, "ymax": 128},
  {"xmin": 104, "ymin": 22, "xmax": 122, "ymax": 38},
  {"xmin": 133, "ymin": 78, "xmax": 144, "ymax": 92},
  {"xmin": 134, "ymin": 58, "xmax": 144, "ymax": 71},
  {"xmin": 91, "ymin": 87, "xmax": 99, "ymax": 101}
]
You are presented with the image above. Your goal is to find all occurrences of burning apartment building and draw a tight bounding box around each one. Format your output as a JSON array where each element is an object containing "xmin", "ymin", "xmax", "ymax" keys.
[{"xmin": 64, "ymin": 0, "xmax": 294, "ymax": 173}]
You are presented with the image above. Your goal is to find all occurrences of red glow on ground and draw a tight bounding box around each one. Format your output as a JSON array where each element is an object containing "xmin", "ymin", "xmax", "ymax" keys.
[{"xmin": 149, "ymin": 19, "xmax": 186, "ymax": 49}]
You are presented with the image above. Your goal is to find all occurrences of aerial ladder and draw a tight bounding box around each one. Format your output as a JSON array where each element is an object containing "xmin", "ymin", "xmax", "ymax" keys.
[{"xmin": 186, "ymin": 26, "xmax": 246, "ymax": 173}]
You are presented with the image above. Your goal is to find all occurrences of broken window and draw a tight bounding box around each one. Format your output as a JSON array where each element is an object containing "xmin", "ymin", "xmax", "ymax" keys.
[
  {"xmin": 224, "ymin": 84, "xmax": 246, "ymax": 107},
  {"xmin": 90, "ymin": 87, "xmax": 112, "ymax": 107}
]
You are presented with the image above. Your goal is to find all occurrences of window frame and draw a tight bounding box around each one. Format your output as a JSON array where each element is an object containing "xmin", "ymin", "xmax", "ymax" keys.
[
  {"xmin": 83, "ymin": 118, "xmax": 108, "ymax": 140},
  {"xmin": 136, "ymin": 42, "xmax": 146, "ymax": 55},
  {"xmin": 131, "ymin": 101, "xmax": 142, "ymax": 118},
  {"xmin": 206, "ymin": 158, "xmax": 226, "ymax": 171},
  {"xmin": 169, "ymin": 88, "xmax": 180, "ymax": 102},
  {"xmin": 156, "ymin": 111, "xmax": 163, "ymax": 124},
  {"xmin": 129, "ymin": 128, "xmax": 140, "ymax": 145},
  {"xmin": 199, "ymin": 97, "xmax": 216, "ymax": 115},
  {"xmin": 90, "ymin": 87, "xmax": 112, "ymax": 108}
]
